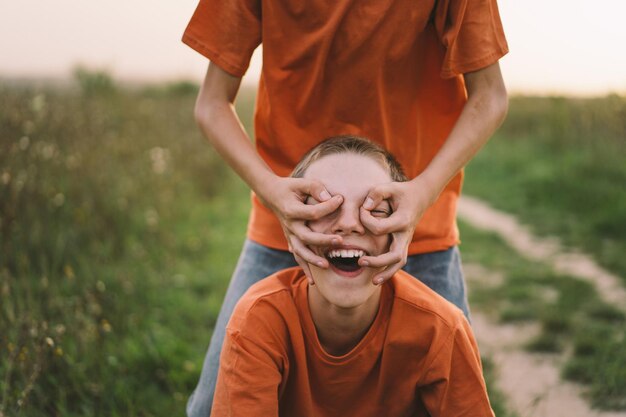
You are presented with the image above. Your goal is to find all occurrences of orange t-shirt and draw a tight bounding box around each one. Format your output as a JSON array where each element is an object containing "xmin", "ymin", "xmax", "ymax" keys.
[
  {"xmin": 183, "ymin": 0, "xmax": 508, "ymax": 254},
  {"xmin": 212, "ymin": 268, "xmax": 494, "ymax": 417}
]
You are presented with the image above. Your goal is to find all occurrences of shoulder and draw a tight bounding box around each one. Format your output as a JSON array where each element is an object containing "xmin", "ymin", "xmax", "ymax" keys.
[
  {"xmin": 386, "ymin": 270, "xmax": 470, "ymax": 356},
  {"xmin": 386, "ymin": 271, "xmax": 478, "ymax": 373},
  {"xmin": 390, "ymin": 270, "xmax": 466, "ymax": 330},
  {"xmin": 228, "ymin": 267, "xmax": 305, "ymax": 336}
]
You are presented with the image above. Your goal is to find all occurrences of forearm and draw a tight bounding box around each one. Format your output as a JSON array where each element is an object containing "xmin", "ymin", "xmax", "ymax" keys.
[
  {"xmin": 194, "ymin": 64, "xmax": 278, "ymax": 201},
  {"xmin": 415, "ymin": 63, "xmax": 508, "ymax": 205},
  {"xmin": 195, "ymin": 100, "xmax": 276, "ymax": 196}
]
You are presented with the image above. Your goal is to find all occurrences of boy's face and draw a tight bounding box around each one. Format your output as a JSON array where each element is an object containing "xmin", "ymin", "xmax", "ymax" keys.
[{"xmin": 304, "ymin": 153, "xmax": 392, "ymax": 309}]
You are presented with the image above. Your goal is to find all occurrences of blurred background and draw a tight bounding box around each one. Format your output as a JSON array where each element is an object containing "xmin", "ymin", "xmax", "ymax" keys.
[{"xmin": 1, "ymin": 1, "xmax": 625, "ymax": 416}]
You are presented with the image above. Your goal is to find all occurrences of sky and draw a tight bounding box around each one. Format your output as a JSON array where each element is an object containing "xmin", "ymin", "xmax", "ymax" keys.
[{"xmin": 1, "ymin": 0, "xmax": 625, "ymax": 95}]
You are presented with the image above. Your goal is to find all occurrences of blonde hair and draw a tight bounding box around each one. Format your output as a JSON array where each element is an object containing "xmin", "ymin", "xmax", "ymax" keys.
[{"xmin": 291, "ymin": 135, "xmax": 407, "ymax": 182}]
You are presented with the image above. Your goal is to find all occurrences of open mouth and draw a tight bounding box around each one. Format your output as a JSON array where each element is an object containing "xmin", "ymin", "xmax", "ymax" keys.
[{"xmin": 325, "ymin": 249, "xmax": 366, "ymax": 273}]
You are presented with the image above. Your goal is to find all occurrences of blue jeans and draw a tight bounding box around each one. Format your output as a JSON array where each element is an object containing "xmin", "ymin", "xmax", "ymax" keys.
[{"xmin": 186, "ymin": 240, "xmax": 469, "ymax": 417}]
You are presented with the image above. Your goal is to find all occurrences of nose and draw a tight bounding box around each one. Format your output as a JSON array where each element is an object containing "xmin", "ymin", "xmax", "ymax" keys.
[{"xmin": 331, "ymin": 203, "xmax": 365, "ymax": 235}]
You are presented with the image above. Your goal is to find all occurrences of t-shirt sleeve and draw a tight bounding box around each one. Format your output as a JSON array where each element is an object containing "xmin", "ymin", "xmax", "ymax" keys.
[
  {"xmin": 434, "ymin": 0, "xmax": 509, "ymax": 78},
  {"xmin": 182, "ymin": 0, "xmax": 262, "ymax": 77},
  {"xmin": 419, "ymin": 316, "xmax": 495, "ymax": 417},
  {"xmin": 211, "ymin": 329, "xmax": 282, "ymax": 417}
]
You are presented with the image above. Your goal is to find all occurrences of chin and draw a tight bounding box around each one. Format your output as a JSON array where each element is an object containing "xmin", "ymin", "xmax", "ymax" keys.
[{"xmin": 311, "ymin": 267, "xmax": 380, "ymax": 309}]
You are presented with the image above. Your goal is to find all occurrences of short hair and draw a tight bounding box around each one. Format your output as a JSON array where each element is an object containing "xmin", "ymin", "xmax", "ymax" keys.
[{"xmin": 291, "ymin": 135, "xmax": 407, "ymax": 182}]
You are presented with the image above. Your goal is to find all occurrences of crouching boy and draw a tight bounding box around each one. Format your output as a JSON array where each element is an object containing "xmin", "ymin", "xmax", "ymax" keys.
[{"xmin": 211, "ymin": 136, "xmax": 494, "ymax": 417}]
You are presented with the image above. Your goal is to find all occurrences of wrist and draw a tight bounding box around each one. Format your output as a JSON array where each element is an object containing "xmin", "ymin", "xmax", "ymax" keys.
[
  {"xmin": 253, "ymin": 171, "xmax": 282, "ymax": 207},
  {"xmin": 410, "ymin": 173, "xmax": 441, "ymax": 207}
]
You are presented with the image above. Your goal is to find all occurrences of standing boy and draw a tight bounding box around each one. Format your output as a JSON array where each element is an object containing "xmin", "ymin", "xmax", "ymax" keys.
[{"xmin": 182, "ymin": 1, "xmax": 508, "ymax": 415}]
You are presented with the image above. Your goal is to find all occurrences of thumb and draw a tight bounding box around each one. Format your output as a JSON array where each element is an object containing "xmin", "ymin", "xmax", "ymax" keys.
[
  {"xmin": 304, "ymin": 179, "xmax": 333, "ymax": 202},
  {"xmin": 363, "ymin": 183, "xmax": 394, "ymax": 210}
]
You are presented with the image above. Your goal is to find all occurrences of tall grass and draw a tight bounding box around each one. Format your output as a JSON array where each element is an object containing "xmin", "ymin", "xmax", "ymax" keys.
[{"xmin": 0, "ymin": 73, "xmax": 253, "ymax": 416}]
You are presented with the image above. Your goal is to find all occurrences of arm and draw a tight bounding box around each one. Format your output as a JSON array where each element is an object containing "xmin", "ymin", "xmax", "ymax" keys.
[
  {"xmin": 194, "ymin": 63, "xmax": 344, "ymax": 279},
  {"xmin": 359, "ymin": 62, "xmax": 508, "ymax": 284}
]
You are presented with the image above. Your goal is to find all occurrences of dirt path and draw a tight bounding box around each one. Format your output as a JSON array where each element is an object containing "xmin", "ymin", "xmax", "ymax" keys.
[
  {"xmin": 458, "ymin": 196, "xmax": 626, "ymax": 416},
  {"xmin": 458, "ymin": 195, "xmax": 626, "ymax": 310},
  {"xmin": 471, "ymin": 308, "xmax": 626, "ymax": 417}
]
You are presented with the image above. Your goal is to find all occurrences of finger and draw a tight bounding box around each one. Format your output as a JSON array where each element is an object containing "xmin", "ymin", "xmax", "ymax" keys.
[
  {"xmin": 362, "ymin": 183, "xmax": 395, "ymax": 210},
  {"xmin": 294, "ymin": 253, "xmax": 315, "ymax": 285},
  {"xmin": 304, "ymin": 180, "xmax": 333, "ymax": 202},
  {"xmin": 291, "ymin": 222, "xmax": 343, "ymax": 246},
  {"xmin": 359, "ymin": 249, "xmax": 404, "ymax": 269},
  {"xmin": 290, "ymin": 237, "xmax": 329, "ymax": 268},
  {"xmin": 359, "ymin": 231, "xmax": 410, "ymax": 267},
  {"xmin": 288, "ymin": 194, "xmax": 343, "ymax": 220},
  {"xmin": 371, "ymin": 261, "xmax": 404, "ymax": 285},
  {"xmin": 359, "ymin": 207, "xmax": 408, "ymax": 235}
]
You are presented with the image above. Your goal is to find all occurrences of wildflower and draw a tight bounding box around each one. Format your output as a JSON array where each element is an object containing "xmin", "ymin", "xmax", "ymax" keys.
[
  {"xmin": 96, "ymin": 280, "xmax": 106, "ymax": 293},
  {"xmin": 145, "ymin": 208, "xmax": 159, "ymax": 227},
  {"xmin": 40, "ymin": 143, "xmax": 57, "ymax": 160},
  {"xmin": 54, "ymin": 347, "xmax": 63, "ymax": 357},
  {"xmin": 1, "ymin": 171, "xmax": 9, "ymax": 185},
  {"xmin": 64, "ymin": 265, "xmax": 75, "ymax": 280},
  {"xmin": 101, "ymin": 319, "xmax": 112, "ymax": 333},
  {"xmin": 19, "ymin": 136, "xmax": 30, "ymax": 150},
  {"xmin": 52, "ymin": 193, "xmax": 65, "ymax": 207},
  {"xmin": 183, "ymin": 360, "xmax": 195, "ymax": 372},
  {"xmin": 45, "ymin": 337, "xmax": 55, "ymax": 348},
  {"xmin": 149, "ymin": 147, "xmax": 170, "ymax": 174},
  {"xmin": 55, "ymin": 324, "xmax": 66, "ymax": 335},
  {"xmin": 65, "ymin": 154, "xmax": 80, "ymax": 169},
  {"xmin": 31, "ymin": 94, "xmax": 46, "ymax": 114}
]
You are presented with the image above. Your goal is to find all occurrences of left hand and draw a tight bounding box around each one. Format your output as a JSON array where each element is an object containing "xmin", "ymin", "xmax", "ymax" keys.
[{"xmin": 358, "ymin": 178, "xmax": 433, "ymax": 285}]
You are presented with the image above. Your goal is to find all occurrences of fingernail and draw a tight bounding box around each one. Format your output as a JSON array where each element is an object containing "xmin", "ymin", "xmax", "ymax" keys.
[
  {"xmin": 320, "ymin": 190, "xmax": 331, "ymax": 201},
  {"xmin": 375, "ymin": 278, "xmax": 383, "ymax": 285},
  {"xmin": 363, "ymin": 197, "xmax": 374, "ymax": 209},
  {"xmin": 361, "ymin": 260, "xmax": 369, "ymax": 266},
  {"xmin": 316, "ymin": 261, "xmax": 325, "ymax": 268},
  {"xmin": 331, "ymin": 238, "xmax": 339, "ymax": 245}
]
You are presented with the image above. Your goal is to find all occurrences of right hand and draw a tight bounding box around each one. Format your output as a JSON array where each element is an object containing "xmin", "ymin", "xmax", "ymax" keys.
[{"xmin": 258, "ymin": 176, "xmax": 344, "ymax": 280}]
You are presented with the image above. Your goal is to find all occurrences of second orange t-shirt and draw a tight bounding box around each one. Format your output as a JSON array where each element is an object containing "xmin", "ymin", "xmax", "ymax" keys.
[{"xmin": 183, "ymin": 0, "xmax": 509, "ymax": 254}]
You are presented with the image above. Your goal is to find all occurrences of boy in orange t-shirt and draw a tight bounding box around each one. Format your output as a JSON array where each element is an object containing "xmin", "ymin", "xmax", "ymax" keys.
[
  {"xmin": 211, "ymin": 136, "xmax": 494, "ymax": 417},
  {"xmin": 183, "ymin": 1, "xmax": 508, "ymax": 414}
]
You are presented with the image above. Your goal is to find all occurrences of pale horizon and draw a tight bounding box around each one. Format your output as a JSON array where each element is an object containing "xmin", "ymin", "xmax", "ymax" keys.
[{"xmin": 1, "ymin": 0, "xmax": 625, "ymax": 96}]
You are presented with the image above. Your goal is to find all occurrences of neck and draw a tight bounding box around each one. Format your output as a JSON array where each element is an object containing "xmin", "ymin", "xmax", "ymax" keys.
[{"xmin": 308, "ymin": 287, "xmax": 382, "ymax": 356}]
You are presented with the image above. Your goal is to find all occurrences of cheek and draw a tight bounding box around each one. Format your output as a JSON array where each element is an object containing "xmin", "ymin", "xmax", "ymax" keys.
[
  {"xmin": 376, "ymin": 235, "xmax": 392, "ymax": 253},
  {"xmin": 307, "ymin": 218, "xmax": 333, "ymax": 233}
]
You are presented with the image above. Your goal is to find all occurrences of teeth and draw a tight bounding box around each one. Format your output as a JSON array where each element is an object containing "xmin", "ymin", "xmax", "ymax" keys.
[{"xmin": 327, "ymin": 249, "xmax": 365, "ymax": 258}]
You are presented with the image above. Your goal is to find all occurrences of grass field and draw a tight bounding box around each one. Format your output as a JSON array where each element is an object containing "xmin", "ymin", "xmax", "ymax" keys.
[
  {"xmin": 1, "ymin": 72, "xmax": 624, "ymax": 415},
  {"xmin": 0, "ymin": 73, "xmax": 253, "ymax": 416},
  {"xmin": 463, "ymin": 95, "xmax": 626, "ymax": 281}
]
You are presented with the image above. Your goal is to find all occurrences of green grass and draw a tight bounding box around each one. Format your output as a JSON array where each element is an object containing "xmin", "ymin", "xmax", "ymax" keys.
[
  {"xmin": 0, "ymin": 74, "xmax": 254, "ymax": 416},
  {"xmin": 4, "ymin": 76, "xmax": 623, "ymax": 415},
  {"xmin": 460, "ymin": 220, "xmax": 626, "ymax": 410},
  {"xmin": 464, "ymin": 95, "xmax": 626, "ymax": 282}
]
